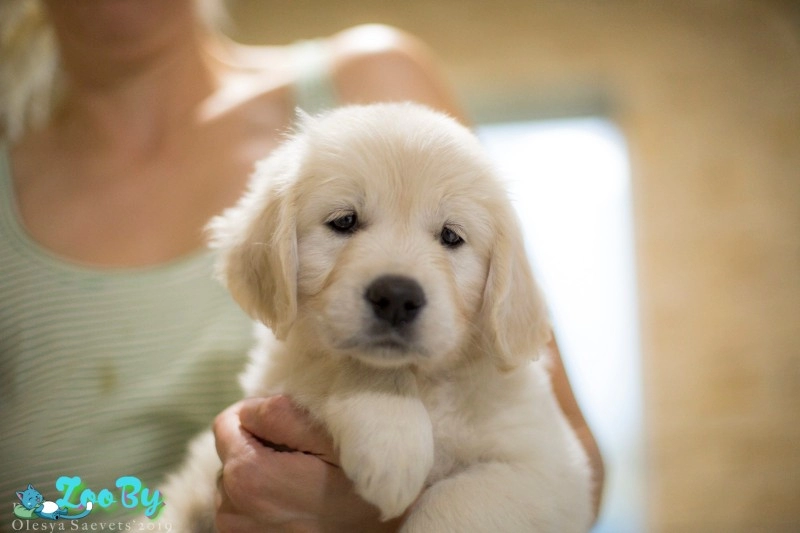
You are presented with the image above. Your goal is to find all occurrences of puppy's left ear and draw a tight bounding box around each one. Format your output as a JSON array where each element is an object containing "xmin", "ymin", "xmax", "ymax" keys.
[
  {"xmin": 480, "ymin": 203, "xmax": 552, "ymax": 371},
  {"xmin": 207, "ymin": 144, "xmax": 300, "ymax": 339}
]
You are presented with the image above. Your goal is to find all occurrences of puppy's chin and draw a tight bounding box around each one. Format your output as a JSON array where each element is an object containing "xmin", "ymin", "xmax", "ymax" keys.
[{"xmin": 335, "ymin": 339, "xmax": 427, "ymax": 370}]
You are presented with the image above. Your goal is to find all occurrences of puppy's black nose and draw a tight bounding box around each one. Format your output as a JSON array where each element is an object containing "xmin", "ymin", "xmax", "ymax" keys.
[{"xmin": 365, "ymin": 275, "xmax": 426, "ymax": 327}]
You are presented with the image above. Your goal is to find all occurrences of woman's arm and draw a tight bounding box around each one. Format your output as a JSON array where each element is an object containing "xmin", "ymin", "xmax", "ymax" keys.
[
  {"xmin": 546, "ymin": 335, "xmax": 606, "ymax": 520},
  {"xmin": 329, "ymin": 24, "xmax": 467, "ymax": 121}
]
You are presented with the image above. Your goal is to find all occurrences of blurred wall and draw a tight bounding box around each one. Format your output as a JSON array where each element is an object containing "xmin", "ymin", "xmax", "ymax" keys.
[{"xmin": 225, "ymin": 1, "xmax": 800, "ymax": 531}]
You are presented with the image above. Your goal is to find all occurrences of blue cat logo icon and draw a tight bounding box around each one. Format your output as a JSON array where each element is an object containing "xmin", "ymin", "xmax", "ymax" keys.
[{"xmin": 14, "ymin": 484, "xmax": 93, "ymax": 521}]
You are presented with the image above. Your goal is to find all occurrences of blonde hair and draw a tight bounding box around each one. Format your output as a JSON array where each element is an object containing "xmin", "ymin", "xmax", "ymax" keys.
[
  {"xmin": 0, "ymin": 0, "xmax": 58, "ymax": 141},
  {"xmin": 0, "ymin": 0, "xmax": 227, "ymax": 142}
]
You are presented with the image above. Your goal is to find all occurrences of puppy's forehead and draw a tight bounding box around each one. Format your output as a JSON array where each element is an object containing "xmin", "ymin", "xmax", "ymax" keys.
[{"xmin": 298, "ymin": 105, "xmax": 502, "ymax": 211}]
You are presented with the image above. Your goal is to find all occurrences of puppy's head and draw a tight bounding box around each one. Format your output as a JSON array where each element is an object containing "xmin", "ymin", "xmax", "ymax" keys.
[{"xmin": 209, "ymin": 103, "xmax": 550, "ymax": 371}]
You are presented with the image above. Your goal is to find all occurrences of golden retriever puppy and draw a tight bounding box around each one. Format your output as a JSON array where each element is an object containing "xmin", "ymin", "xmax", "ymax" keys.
[{"xmin": 159, "ymin": 103, "xmax": 592, "ymax": 532}]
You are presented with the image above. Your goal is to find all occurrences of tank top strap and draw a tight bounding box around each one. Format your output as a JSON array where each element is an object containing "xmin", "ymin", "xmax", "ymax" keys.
[{"xmin": 291, "ymin": 39, "xmax": 339, "ymax": 114}]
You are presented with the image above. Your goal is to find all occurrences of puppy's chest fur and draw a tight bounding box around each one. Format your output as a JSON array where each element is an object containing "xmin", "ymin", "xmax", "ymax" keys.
[
  {"xmin": 417, "ymin": 361, "xmax": 561, "ymax": 481},
  {"xmin": 243, "ymin": 327, "xmax": 559, "ymax": 484},
  {"xmin": 415, "ymin": 376, "xmax": 488, "ymax": 483}
]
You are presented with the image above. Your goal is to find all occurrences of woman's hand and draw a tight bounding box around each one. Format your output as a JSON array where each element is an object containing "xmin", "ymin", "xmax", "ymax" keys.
[{"xmin": 213, "ymin": 395, "xmax": 401, "ymax": 532}]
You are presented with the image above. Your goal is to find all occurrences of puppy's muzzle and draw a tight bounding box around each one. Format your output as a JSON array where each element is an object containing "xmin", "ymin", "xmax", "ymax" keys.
[{"xmin": 365, "ymin": 275, "xmax": 426, "ymax": 328}]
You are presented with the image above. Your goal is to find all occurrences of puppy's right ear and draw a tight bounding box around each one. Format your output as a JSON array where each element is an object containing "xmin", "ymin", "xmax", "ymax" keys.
[{"xmin": 207, "ymin": 143, "xmax": 300, "ymax": 339}]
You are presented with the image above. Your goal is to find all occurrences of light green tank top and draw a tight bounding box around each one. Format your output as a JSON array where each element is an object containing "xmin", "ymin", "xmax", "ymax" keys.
[{"xmin": 0, "ymin": 39, "xmax": 337, "ymax": 523}]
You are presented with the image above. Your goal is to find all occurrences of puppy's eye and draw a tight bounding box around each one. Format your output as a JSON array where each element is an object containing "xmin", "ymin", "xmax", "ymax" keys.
[
  {"xmin": 440, "ymin": 225, "xmax": 465, "ymax": 248},
  {"xmin": 327, "ymin": 212, "xmax": 358, "ymax": 234}
]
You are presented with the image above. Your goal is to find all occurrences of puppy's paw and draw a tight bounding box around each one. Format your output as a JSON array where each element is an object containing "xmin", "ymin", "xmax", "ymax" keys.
[
  {"xmin": 328, "ymin": 394, "xmax": 434, "ymax": 520},
  {"xmin": 343, "ymin": 432, "xmax": 433, "ymax": 519}
]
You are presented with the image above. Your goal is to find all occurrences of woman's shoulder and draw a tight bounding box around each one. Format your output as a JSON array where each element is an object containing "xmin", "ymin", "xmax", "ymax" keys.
[
  {"xmin": 327, "ymin": 24, "xmax": 464, "ymax": 117},
  {"xmin": 220, "ymin": 24, "xmax": 464, "ymax": 120}
]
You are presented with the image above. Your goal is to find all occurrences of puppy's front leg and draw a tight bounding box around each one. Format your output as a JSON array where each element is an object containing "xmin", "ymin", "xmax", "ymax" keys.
[{"xmin": 322, "ymin": 364, "xmax": 433, "ymax": 521}]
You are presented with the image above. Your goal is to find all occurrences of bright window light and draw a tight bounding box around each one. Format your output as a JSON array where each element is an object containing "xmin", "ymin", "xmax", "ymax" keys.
[{"xmin": 478, "ymin": 118, "xmax": 644, "ymax": 533}]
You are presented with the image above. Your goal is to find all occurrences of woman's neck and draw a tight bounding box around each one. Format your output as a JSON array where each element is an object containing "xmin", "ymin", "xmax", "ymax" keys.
[{"xmin": 45, "ymin": 1, "xmax": 223, "ymax": 154}]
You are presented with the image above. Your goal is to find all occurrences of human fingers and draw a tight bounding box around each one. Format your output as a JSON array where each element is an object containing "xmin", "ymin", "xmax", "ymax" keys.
[
  {"xmin": 213, "ymin": 398, "xmax": 337, "ymax": 518},
  {"xmin": 213, "ymin": 398, "xmax": 397, "ymax": 531},
  {"xmin": 215, "ymin": 468, "xmax": 270, "ymax": 533},
  {"xmin": 214, "ymin": 400, "xmax": 314, "ymax": 527},
  {"xmin": 238, "ymin": 395, "xmax": 339, "ymax": 466},
  {"xmin": 213, "ymin": 400, "xmax": 249, "ymax": 465}
]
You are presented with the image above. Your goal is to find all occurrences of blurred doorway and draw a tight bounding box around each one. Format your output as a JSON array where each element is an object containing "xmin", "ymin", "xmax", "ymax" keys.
[{"xmin": 478, "ymin": 118, "xmax": 644, "ymax": 533}]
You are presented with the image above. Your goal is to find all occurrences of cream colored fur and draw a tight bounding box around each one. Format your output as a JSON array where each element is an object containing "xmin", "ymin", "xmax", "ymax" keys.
[{"xmin": 157, "ymin": 103, "xmax": 592, "ymax": 532}]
